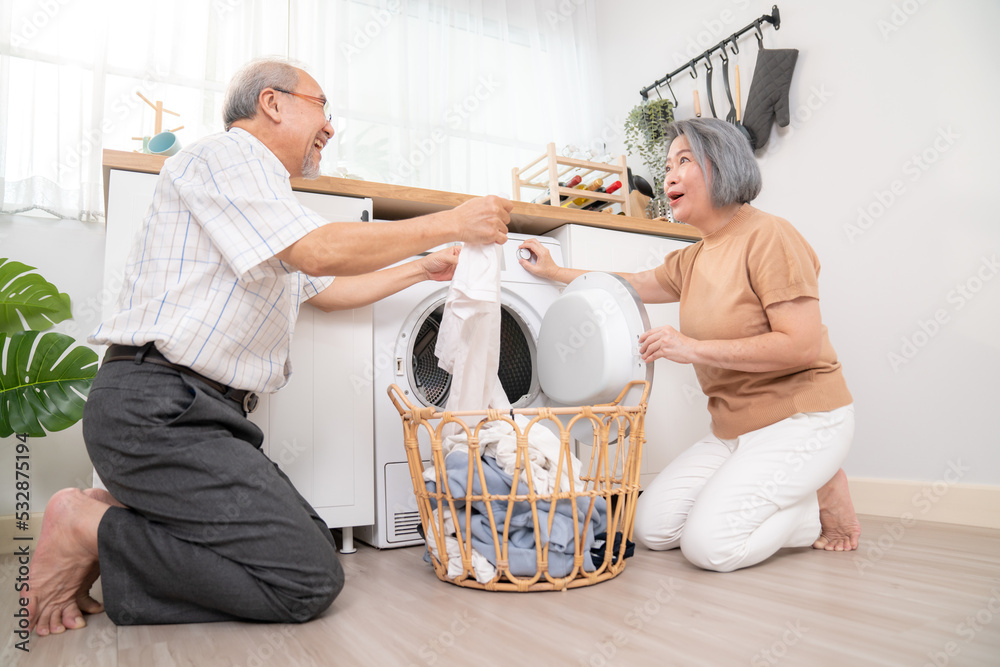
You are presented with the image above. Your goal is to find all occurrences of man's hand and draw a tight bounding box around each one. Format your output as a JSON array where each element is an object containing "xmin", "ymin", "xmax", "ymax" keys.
[
  {"xmin": 451, "ymin": 195, "xmax": 512, "ymax": 245},
  {"xmin": 421, "ymin": 245, "xmax": 461, "ymax": 282}
]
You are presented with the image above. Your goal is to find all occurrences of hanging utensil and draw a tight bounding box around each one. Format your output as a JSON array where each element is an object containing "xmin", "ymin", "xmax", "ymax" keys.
[
  {"xmin": 721, "ymin": 45, "xmax": 737, "ymax": 125},
  {"xmin": 693, "ymin": 90, "xmax": 702, "ymax": 117},
  {"xmin": 632, "ymin": 175, "xmax": 654, "ymax": 198},
  {"xmin": 734, "ymin": 64, "xmax": 753, "ymax": 144},
  {"xmin": 735, "ymin": 64, "xmax": 743, "ymax": 120},
  {"xmin": 704, "ymin": 56, "xmax": 717, "ymax": 118}
]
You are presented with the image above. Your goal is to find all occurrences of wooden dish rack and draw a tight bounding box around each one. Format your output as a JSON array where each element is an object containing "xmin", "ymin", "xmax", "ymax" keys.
[{"xmin": 512, "ymin": 143, "xmax": 632, "ymax": 217}]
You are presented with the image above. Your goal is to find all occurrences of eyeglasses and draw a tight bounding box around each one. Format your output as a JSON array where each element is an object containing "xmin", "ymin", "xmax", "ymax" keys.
[{"xmin": 273, "ymin": 88, "xmax": 332, "ymax": 122}]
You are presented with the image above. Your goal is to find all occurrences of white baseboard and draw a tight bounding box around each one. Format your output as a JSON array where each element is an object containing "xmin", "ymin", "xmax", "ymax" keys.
[
  {"xmin": 0, "ymin": 513, "xmax": 43, "ymax": 552},
  {"xmin": 849, "ymin": 478, "xmax": 1000, "ymax": 530}
]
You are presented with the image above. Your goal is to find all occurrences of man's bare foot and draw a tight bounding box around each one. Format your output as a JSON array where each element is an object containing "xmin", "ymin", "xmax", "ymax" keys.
[
  {"xmin": 28, "ymin": 488, "xmax": 111, "ymax": 636},
  {"xmin": 71, "ymin": 488, "xmax": 125, "ymax": 615},
  {"xmin": 813, "ymin": 469, "xmax": 861, "ymax": 551}
]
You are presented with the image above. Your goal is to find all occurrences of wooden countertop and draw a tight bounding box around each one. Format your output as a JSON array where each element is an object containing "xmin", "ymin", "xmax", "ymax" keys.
[{"xmin": 103, "ymin": 149, "xmax": 700, "ymax": 240}]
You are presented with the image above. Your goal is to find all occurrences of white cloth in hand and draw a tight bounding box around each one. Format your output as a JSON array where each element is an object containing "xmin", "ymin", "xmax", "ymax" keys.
[{"xmin": 434, "ymin": 242, "xmax": 503, "ymax": 414}]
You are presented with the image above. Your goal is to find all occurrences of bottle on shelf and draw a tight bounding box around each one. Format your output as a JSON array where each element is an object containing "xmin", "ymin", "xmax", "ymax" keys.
[
  {"xmin": 575, "ymin": 182, "xmax": 609, "ymax": 208},
  {"xmin": 555, "ymin": 181, "xmax": 589, "ymax": 205},
  {"xmin": 531, "ymin": 174, "xmax": 582, "ymax": 204},
  {"xmin": 562, "ymin": 178, "xmax": 604, "ymax": 208},
  {"xmin": 582, "ymin": 181, "xmax": 623, "ymax": 211}
]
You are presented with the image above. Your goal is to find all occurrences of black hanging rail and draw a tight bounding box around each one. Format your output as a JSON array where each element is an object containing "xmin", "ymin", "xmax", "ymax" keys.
[{"xmin": 639, "ymin": 5, "xmax": 781, "ymax": 100}]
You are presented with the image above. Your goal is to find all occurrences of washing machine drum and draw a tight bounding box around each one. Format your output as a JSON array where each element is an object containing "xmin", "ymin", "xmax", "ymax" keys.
[
  {"xmin": 536, "ymin": 272, "xmax": 652, "ymax": 405},
  {"xmin": 410, "ymin": 305, "xmax": 536, "ymax": 408}
]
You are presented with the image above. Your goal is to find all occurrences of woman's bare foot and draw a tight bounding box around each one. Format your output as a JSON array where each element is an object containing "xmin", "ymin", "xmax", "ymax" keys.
[
  {"xmin": 28, "ymin": 488, "xmax": 111, "ymax": 636},
  {"xmin": 813, "ymin": 469, "xmax": 861, "ymax": 551}
]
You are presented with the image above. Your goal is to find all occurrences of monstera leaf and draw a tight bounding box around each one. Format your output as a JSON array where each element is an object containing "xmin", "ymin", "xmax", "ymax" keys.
[
  {"xmin": 0, "ymin": 331, "xmax": 98, "ymax": 438},
  {"xmin": 0, "ymin": 258, "xmax": 73, "ymax": 334}
]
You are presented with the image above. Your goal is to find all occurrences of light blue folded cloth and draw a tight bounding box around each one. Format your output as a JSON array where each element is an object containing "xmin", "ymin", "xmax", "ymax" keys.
[{"xmin": 425, "ymin": 452, "xmax": 607, "ymax": 578}]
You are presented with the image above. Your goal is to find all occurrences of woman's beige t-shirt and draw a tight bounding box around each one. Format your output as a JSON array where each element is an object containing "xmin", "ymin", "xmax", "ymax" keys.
[{"xmin": 655, "ymin": 204, "xmax": 852, "ymax": 438}]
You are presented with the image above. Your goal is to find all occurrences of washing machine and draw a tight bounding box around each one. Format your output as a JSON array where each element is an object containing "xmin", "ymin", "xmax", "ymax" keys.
[{"xmin": 358, "ymin": 232, "xmax": 651, "ymax": 548}]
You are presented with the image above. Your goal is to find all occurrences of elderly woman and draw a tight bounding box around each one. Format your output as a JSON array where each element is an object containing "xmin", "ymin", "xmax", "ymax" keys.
[{"xmin": 518, "ymin": 118, "xmax": 859, "ymax": 573}]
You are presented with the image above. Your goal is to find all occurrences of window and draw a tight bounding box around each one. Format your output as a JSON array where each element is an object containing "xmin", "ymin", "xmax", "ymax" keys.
[{"xmin": 0, "ymin": 0, "xmax": 603, "ymax": 221}]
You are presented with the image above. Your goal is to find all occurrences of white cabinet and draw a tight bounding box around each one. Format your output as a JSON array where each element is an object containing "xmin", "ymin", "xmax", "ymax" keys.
[
  {"xmin": 102, "ymin": 170, "xmax": 158, "ymax": 319},
  {"xmin": 546, "ymin": 224, "xmax": 708, "ymax": 487},
  {"xmin": 253, "ymin": 302, "xmax": 374, "ymax": 552},
  {"xmin": 103, "ymin": 169, "xmax": 374, "ymax": 551}
]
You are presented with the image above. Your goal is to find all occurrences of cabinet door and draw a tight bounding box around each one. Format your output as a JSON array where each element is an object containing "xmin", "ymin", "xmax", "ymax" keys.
[
  {"xmin": 264, "ymin": 190, "xmax": 375, "ymax": 528},
  {"xmin": 259, "ymin": 304, "xmax": 374, "ymax": 528},
  {"xmin": 103, "ymin": 170, "xmax": 158, "ymax": 319},
  {"xmin": 547, "ymin": 224, "xmax": 708, "ymax": 487}
]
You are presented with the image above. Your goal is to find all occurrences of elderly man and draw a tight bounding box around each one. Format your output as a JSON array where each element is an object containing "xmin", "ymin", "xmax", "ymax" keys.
[{"xmin": 28, "ymin": 57, "xmax": 511, "ymax": 635}]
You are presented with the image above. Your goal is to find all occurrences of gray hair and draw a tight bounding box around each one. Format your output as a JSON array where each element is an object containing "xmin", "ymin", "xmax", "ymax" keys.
[
  {"xmin": 222, "ymin": 57, "xmax": 305, "ymax": 130},
  {"xmin": 663, "ymin": 118, "xmax": 761, "ymax": 207}
]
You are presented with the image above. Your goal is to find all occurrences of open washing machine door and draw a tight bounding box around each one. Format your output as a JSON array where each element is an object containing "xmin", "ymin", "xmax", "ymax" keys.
[{"xmin": 536, "ymin": 272, "xmax": 652, "ymax": 406}]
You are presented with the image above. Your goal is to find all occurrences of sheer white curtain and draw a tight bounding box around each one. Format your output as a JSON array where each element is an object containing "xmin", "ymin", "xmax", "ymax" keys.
[
  {"xmin": 0, "ymin": 0, "xmax": 603, "ymax": 220},
  {"xmin": 293, "ymin": 0, "xmax": 606, "ymax": 196},
  {"xmin": 0, "ymin": 0, "xmax": 287, "ymax": 221}
]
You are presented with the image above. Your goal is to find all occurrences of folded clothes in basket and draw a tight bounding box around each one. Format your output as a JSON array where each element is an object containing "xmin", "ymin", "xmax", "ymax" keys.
[
  {"xmin": 426, "ymin": 507, "xmax": 499, "ymax": 584},
  {"xmin": 433, "ymin": 416, "xmax": 584, "ymax": 496},
  {"xmin": 425, "ymin": 451, "xmax": 607, "ymax": 579}
]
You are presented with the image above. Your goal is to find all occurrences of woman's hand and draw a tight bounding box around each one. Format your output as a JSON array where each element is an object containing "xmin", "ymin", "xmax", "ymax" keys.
[
  {"xmin": 421, "ymin": 245, "xmax": 461, "ymax": 281},
  {"xmin": 639, "ymin": 325, "xmax": 701, "ymax": 364},
  {"xmin": 517, "ymin": 237, "xmax": 563, "ymax": 281},
  {"xmin": 639, "ymin": 298, "xmax": 824, "ymax": 371}
]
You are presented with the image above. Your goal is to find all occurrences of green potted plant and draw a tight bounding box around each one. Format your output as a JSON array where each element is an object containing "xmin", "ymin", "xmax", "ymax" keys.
[
  {"xmin": 624, "ymin": 97, "xmax": 674, "ymax": 216},
  {"xmin": 0, "ymin": 258, "xmax": 98, "ymax": 439}
]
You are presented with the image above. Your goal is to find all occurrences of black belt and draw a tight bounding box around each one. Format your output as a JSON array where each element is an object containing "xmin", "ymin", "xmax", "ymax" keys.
[{"xmin": 103, "ymin": 343, "xmax": 259, "ymax": 413}]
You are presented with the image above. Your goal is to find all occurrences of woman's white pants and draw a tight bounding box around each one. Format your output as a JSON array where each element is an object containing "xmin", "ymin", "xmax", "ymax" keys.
[{"xmin": 633, "ymin": 404, "xmax": 855, "ymax": 572}]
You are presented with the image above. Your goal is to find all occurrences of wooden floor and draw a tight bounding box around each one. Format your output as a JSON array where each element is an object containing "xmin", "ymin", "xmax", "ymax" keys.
[{"xmin": 4, "ymin": 515, "xmax": 999, "ymax": 666}]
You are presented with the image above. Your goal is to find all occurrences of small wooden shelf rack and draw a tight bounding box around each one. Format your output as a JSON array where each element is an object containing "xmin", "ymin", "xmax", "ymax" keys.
[{"xmin": 512, "ymin": 143, "xmax": 632, "ymax": 218}]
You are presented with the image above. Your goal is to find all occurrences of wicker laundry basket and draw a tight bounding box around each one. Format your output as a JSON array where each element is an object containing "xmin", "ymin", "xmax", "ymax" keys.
[{"xmin": 387, "ymin": 381, "xmax": 649, "ymax": 592}]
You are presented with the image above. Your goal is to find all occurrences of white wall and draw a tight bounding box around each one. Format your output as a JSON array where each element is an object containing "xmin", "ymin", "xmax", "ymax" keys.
[
  {"xmin": 4, "ymin": 0, "xmax": 998, "ymax": 518},
  {"xmin": 0, "ymin": 214, "xmax": 107, "ymax": 514},
  {"xmin": 594, "ymin": 0, "xmax": 1000, "ymax": 485}
]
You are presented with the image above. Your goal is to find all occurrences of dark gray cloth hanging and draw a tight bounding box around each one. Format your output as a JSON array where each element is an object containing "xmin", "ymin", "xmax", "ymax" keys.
[{"xmin": 741, "ymin": 48, "xmax": 799, "ymax": 151}]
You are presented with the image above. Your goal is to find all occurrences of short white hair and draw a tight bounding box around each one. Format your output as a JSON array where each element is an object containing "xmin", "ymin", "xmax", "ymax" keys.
[{"xmin": 222, "ymin": 57, "xmax": 307, "ymax": 130}]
